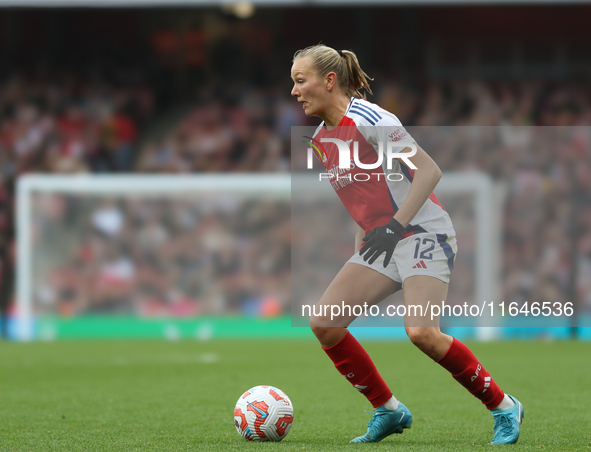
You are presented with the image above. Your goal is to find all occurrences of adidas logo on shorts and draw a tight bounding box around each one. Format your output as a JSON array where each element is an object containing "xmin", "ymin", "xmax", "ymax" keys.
[{"xmin": 412, "ymin": 260, "xmax": 427, "ymax": 269}]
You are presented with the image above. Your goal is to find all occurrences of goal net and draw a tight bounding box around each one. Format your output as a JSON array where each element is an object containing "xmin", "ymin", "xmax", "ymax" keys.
[{"xmin": 15, "ymin": 174, "xmax": 290, "ymax": 341}]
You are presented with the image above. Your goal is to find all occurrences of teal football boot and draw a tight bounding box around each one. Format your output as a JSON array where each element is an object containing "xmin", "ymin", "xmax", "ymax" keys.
[
  {"xmin": 350, "ymin": 403, "xmax": 412, "ymax": 443},
  {"xmin": 490, "ymin": 395, "xmax": 524, "ymax": 445}
]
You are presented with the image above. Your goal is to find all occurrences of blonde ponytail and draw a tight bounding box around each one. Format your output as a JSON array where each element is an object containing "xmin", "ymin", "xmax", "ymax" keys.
[{"xmin": 293, "ymin": 44, "xmax": 373, "ymax": 99}]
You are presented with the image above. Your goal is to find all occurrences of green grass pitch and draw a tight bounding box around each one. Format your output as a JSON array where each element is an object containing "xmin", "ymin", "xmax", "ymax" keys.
[{"xmin": 1, "ymin": 337, "xmax": 590, "ymax": 451}]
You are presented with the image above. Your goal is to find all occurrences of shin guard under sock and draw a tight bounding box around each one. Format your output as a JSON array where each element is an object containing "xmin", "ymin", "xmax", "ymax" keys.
[
  {"xmin": 436, "ymin": 338, "xmax": 505, "ymax": 409},
  {"xmin": 322, "ymin": 331, "xmax": 392, "ymax": 408}
]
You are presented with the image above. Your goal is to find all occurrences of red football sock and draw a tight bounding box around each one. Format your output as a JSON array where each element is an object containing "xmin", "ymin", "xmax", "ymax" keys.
[
  {"xmin": 436, "ymin": 338, "xmax": 504, "ymax": 410},
  {"xmin": 322, "ymin": 331, "xmax": 392, "ymax": 408}
]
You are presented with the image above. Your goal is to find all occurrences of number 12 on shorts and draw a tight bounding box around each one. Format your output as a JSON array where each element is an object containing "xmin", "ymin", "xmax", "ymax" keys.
[{"xmin": 413, "ymin": 237, "xmax": 435, "ymax": 260}]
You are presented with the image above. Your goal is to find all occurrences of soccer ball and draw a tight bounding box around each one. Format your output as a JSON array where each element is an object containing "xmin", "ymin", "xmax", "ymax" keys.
[{"xmin": 233, "ymin": 385, "xmax": 294, "ymax": 442}]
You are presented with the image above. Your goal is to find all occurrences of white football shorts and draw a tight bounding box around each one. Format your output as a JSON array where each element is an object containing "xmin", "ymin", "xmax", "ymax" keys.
[{"xmin": 347, "ymin": 232, "xmax": 457, "ymax": 286}]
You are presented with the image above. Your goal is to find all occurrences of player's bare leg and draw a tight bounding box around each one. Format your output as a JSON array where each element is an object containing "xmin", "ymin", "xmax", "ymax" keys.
[
  {"xmin": 402, "ymin": 275, "xmax": 453, "ymax": 359},
  {"xmin": 403, "ymin": 275, "xmax": 523, "ymax": 445},
  {"xmin": 310, "ymin": 263, "xmax": 412, "ymax": 443},
  {"xmin": 310, "ymin": 262, "xmax": 399, "ymax": 347}
]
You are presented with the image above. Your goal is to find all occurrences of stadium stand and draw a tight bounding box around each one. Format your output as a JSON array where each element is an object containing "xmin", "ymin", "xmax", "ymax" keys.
[{"xmin": 0, "ymin": 6, "xmax": 590, "ymax": 324}]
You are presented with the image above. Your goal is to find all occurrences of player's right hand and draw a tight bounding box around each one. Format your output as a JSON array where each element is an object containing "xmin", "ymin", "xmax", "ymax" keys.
[{"xmin": 359, "ymin": 218, "xmax": 405, "ymax": 268}]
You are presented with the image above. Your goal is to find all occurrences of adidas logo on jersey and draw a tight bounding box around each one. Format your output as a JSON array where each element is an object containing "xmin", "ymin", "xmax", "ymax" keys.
[{"xmin": 412, "ymin": 260, "xmax": 427, "ymax": 269}]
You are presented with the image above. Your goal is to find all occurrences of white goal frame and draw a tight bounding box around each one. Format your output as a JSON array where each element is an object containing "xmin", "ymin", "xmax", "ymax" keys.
[
  {"xmin": 15, "ymin": 172, "xmax": 502, "ymax": 341},
  {"xmin": 15, "ymin": 174, "xmax": 290, "ymax": 341},
  {"xmin": 436, "ymin": 172, "xmax": 505, "ymax": 339}
]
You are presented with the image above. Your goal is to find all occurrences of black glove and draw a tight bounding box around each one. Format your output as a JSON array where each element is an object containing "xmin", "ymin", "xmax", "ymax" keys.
[{"xmin": 359, "ymin": 218, "xmax": 405, "ymax": 268}]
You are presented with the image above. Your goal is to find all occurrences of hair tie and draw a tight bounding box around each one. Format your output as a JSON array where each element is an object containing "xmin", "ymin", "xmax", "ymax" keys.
[{"xmin": 337, "ymin": 49, "xmax": 343, "ymax": 57}]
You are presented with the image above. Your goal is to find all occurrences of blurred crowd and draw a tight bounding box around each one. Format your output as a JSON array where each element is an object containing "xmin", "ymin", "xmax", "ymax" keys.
[
  {"xmin": 0, "ymin": 69, "xmax": 154, "ymax": 176},
  {"xmin": 33, "ymin": 194, "xmax": 290, "ymax": 317},
  {"xmin": 414, "ymin": 126, "xmax": 590, "ymax": 314},
  {"xmin": 1, "ymin": 62, "xmax": 591, "ymax": 319},
  {"xmin": 135, "ymin": 92, "xmax": 293, "ymax": 173}
]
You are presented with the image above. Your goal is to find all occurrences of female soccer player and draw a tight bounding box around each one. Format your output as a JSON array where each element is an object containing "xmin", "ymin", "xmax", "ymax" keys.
[{"xmin": 290, "ymin": 44, "xmax": 523, "ymax": 445}]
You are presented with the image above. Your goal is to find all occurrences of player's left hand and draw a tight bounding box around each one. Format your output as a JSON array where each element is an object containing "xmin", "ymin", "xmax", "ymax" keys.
[{"xmin": 359, "ymin": 218, "xmax": 405, "ymax": 267}]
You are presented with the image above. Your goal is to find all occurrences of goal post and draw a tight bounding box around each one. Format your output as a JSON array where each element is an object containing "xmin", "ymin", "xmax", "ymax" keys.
[{"xmin": 435, "ymin": 172, "xmax": 506, "ymax": 340}]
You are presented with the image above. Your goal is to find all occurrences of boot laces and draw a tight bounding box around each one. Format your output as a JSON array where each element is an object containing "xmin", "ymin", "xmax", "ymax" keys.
[{"xmin": 493, "ymin": 413, "xmax": 514, "ymax": 437}]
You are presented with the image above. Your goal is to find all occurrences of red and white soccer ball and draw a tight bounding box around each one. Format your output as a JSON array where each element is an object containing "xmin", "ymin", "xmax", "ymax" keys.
[{"xmin": 234, "ymin": 385, "xmax": 294, "ymax": 442}]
